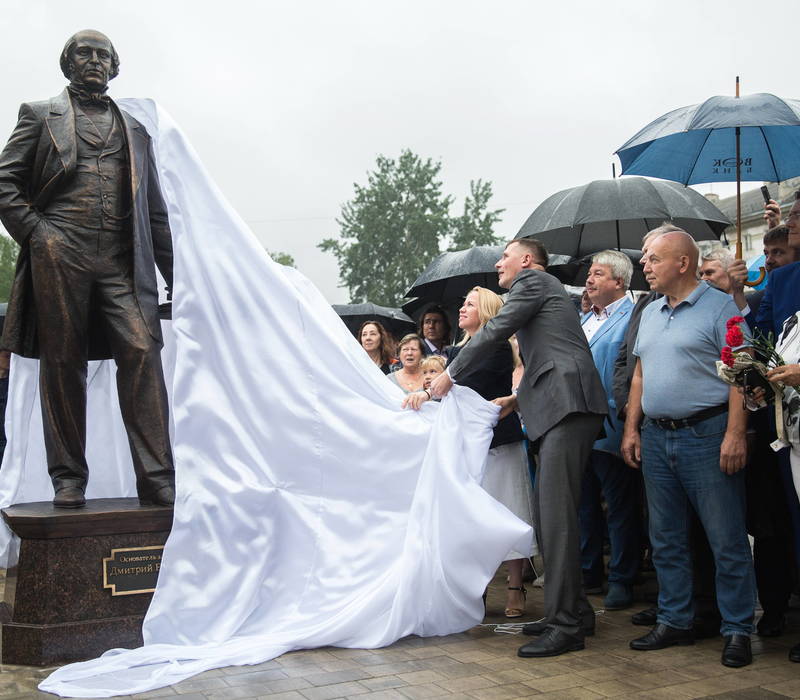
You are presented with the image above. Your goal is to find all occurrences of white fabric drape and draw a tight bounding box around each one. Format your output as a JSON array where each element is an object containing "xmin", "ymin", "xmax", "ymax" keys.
[{"xmin": 33, "ymin": 100, "xmax": 532, "ymax": 697}]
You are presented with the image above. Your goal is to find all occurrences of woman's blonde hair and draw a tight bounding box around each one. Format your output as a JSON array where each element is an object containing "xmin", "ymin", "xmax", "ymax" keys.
[{"xmin": 457, "ymin": 286, "xmax": 504, "ymax": 346}]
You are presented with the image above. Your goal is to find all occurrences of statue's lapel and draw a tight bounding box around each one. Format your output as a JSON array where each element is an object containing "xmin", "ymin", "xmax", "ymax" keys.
[
  {"xmin": 118, "ymin": 108, "xmax": 145, "ymax": 196},
  {"xmin": 44, "ymin": 89, "xmax": 77, "ymax": 176}
]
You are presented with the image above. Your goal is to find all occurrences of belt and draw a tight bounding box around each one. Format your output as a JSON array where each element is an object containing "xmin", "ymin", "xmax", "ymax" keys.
[{"xmin": 648, "ymin": 404, "xmax": 728, "ymax": 431}]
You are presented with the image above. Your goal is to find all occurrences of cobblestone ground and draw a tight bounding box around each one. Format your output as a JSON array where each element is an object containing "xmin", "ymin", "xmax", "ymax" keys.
[{"xmin": 1, "ymin": 567, "xmax": 799, "ymax": 699}]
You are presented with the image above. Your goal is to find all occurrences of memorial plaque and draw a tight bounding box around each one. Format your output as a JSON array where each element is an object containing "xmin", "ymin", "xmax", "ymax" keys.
[{"xmin": 103, "ymin": 546, "xmax": 163, "ymax": 596}]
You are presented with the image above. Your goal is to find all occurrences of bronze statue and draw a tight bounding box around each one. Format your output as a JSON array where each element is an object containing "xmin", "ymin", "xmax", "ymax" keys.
[{"xmin": 0, "ymin": 30, "xmax": 175, "ymax": 508}]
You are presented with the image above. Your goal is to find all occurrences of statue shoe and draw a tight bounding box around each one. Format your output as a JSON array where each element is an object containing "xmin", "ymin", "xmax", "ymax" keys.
[
  {"xmin": 53, "ymin": 487, "xmax": 86, "ymax": 509},
  {"xmin": 140, "ymin": 485, "xmax": 175, "ymax": 507}
]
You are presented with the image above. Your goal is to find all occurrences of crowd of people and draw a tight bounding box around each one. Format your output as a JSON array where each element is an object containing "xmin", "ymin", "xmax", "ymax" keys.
[{"xmin": 353, "ymin": 194, "xmax": 800, "ymax": 669}]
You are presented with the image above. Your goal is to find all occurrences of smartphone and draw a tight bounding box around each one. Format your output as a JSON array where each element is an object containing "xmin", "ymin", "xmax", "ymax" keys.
[{"xmin": 761, "ymin": 185, "xmax": 771, "ymax": 203}]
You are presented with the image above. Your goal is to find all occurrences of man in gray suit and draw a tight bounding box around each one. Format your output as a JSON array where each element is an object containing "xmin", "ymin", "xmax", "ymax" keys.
[
  {"xmin": 431, "ymin": 238, "xmax": 607, "ymax": 657},
  {"xmin": 0, "ymin": 30, "xmax": 174, "ymax": 508}
]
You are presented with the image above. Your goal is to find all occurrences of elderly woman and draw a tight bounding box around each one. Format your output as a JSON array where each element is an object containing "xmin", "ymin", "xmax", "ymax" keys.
[
  {"xmin": 387, "ymin": 334, "xmax": 426, "ymax": 393},
  {"xmin": 358, "ymin": 320, "xmax": 396, "ymax": 375},
  {"xmin": 404, "ymin": 287, "xmax": 537, "ymax": 617}
]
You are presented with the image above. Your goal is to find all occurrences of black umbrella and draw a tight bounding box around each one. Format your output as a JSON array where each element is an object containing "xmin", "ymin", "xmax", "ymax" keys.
[
  {"xmin": 332, "ymin": 303, "xmax": 416, "ymax": 340},
  {"xmin": 405, "ymin": 246, "xmax": 506, "ymax": 300},
  {"xmin": 515, "ymin": 177, "xmax": 730, "ymax": 258},
  {"xmin": 547, "ymin": 249, "xmax": 648, "ymax": 292}
]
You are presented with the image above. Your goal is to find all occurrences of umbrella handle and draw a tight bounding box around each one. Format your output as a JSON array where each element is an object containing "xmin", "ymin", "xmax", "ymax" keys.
[{"xmin": 745, "ymin": 267, "xmax": 766, "ymax": 288}]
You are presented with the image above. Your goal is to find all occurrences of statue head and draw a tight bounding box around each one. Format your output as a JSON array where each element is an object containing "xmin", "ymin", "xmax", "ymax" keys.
[{"xmin": 60, "ymin": 30, "xmax": 120, "ymax": 89}]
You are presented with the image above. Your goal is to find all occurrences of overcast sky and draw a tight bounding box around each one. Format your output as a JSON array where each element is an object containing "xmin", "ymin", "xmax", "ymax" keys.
[{"xmin": 0, "ymin": 0, "xmax": 793, "ymax": 302}]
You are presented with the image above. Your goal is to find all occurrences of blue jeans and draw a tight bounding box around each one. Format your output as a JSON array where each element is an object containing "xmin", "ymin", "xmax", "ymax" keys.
[
  {"xmin": 641, "ymin": 412, "xmax": 755, "ymax": 636},
  {"xmin": 579, "ymin": 450, "xmax": 640, "ymax": 586}
]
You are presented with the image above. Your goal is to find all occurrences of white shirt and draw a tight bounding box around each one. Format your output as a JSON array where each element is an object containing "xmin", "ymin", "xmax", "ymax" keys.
[{"xmin": 582, "ymin": 295, "xmax": 628, "ymax": 342}]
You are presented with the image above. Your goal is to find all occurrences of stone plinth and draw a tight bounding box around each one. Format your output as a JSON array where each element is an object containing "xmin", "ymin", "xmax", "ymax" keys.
[{"xmin": 1, "ymin": 498, "xmax": 172, "ymax": 666}]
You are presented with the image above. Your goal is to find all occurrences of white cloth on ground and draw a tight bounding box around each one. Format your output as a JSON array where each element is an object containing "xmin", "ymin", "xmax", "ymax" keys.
[{"xmin": 37, "ymin": 99, "xmax": 532, "ymax": 698}]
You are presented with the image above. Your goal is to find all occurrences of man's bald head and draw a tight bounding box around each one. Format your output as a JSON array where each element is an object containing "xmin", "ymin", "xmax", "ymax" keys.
[
  {"xmin": 60, "ymin": 30, "xmax": 120, "ymax": 84},
  {"xmin": 639, "ymin": 223, "xmax": 688, "ymax": 266},
  {"xmin": 643, "ymin": 230, "xmax": 700, "ymax": 296},
  {"xmin": 658, "ymin": 231, "xmax": 700, "ymax": 269}
]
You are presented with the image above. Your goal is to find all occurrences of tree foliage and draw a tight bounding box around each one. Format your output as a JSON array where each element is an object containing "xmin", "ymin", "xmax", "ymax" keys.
[
  {"xmin": 448, "ymin": 179, "xmax": 505, "ymax": 251},
  {"xmin": 320, "ymin": 150, "xmax": 502, "ymax": 306},
  {"xmin": 0, "ymin": 234, "xmax": 18, "ymax": 303},
  {"xmin": 319, "ymin": 150, "xmax": 453, "ymax": 307},
  {"xmin": 267, "ymin": 250, "xmax": 296, "ymax": 267}
]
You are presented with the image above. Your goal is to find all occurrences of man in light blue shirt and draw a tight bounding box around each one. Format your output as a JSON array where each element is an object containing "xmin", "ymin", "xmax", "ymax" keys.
[
  {"xmin": 621, "ymin": 231, "xmax": 755, "ymax": 669},
  {"xmin": 578, "ymin": 251, "xmax": 637, "ymax": 611}
]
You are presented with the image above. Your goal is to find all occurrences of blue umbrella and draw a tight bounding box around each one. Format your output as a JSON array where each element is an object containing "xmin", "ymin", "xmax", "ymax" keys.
[
  {"xmin": 615, "ymin": 92, "xmax": 800, "ymax": 185},
  {"xmin": 614, "ymin": 79, "xmax": 799, "ymax": 286}
]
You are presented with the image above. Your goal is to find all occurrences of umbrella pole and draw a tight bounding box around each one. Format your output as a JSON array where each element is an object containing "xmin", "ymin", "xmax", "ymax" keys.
[
  {"xmin": 735, "ymin": 125, "xmax": 742, "ymax": 258},
  {"xmin": 734, "ymin": 77, "xmax": 766, "ymax": 286}
]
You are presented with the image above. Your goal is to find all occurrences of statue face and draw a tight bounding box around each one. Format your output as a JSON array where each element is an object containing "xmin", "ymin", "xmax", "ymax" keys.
[{"xmin": 69, "ymin": 32, "xmax": 114, "ymax": 89}]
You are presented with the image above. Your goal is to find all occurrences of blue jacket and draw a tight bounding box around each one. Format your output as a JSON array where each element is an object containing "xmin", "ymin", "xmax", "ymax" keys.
[
  {"xmin": 582, "ymin": 296, "xmax": 634, "ymax": 454},
  {"xmin": 755, "ymin": 261, "xmax": 800, "ymax": 337}
]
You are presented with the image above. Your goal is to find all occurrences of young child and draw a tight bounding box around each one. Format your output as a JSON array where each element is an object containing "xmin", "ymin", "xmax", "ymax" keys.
[{"xmin": 420, "ymin": 355, "xmax": 447, "ymax": 391}]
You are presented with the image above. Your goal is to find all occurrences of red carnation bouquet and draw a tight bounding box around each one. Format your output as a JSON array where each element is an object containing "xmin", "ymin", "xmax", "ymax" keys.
[{"xmin": 716, "ymin": 316, "xmax": 784, "ymax": 408}]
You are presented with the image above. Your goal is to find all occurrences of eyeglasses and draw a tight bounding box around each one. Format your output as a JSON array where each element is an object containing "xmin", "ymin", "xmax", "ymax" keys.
[{"xmin": 785, "ymin": 212, "xmax": 800, "ymax": 222}]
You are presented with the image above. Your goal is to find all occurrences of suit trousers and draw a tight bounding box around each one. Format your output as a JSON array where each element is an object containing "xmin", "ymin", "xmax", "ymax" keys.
[
  {"xmin": 534, "ymin": 411, "xmax": 604, "ymax": 637},
  {"xmin": 30, "ymin": 219, "xmax": 174, "ymax": 499}
]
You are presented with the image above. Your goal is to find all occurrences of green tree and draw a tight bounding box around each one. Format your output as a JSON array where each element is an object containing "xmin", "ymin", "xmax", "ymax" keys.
[
  {"xmin": 268, "ymin": 250, "xmax": 296, "ymax": 267},
  {"xmin": 0, "ymin": 233, "xmax": 18, "ymax": 303},
  {"xmin": 448, "ymin": 179, "xmax": 505, "ymax": 251},
  {"xmin": 319, "ymin": 150, "xmax": 453, "ymax": 307}
]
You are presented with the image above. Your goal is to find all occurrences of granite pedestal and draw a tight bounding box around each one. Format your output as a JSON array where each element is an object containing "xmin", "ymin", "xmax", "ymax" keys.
[{"xmin": 1, "ymin": 498, "xmax": 172, "ymax": 666}]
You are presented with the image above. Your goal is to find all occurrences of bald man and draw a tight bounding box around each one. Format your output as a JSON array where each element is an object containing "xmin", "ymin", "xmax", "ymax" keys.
[{"xmin": 621, "ymin": 231, "xmax": 755, "ymax": 668}]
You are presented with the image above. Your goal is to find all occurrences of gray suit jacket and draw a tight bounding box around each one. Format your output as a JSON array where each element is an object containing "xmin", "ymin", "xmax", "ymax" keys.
[
  {"xmin": 448, "ymin": 269, "xmax": 607, "ymax": 441},
  {"xmin": 0, "ymin": 88, "xmax": 172, "ymax": 359}
]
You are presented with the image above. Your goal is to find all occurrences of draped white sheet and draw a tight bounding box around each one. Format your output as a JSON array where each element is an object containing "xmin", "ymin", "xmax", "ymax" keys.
[{"xmin": 35, "ymin": 100, "xmax": 532, "ymax": 697}]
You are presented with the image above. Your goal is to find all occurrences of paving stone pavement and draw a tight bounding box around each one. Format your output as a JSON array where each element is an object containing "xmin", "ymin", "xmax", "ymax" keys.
[{"xmin": 2, "ymin": 568, "xmax": 799, "ymax": 699}]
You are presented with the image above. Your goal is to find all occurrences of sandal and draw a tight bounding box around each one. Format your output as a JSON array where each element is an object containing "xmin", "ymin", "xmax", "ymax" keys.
[{"xmin": 504, "ymin": 585, "xmax": 526, "ymax": 618}]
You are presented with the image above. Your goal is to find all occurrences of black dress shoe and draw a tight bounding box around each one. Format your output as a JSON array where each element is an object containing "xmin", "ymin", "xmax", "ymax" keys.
[
  {"xmin": 721, "ymin": 634, "xmax": 752, "ymax": 668},
  {"xmin": 630, "ymin": 623, "xmax": 694, "ymax": 650},
  {"xmin": 139, "ymin": 485, "xmax": 175, "ymax": 507},
  {"xmin": 631, "ymin": 606, "xmax": 657, "ymax": 626},
  {"xmin": 789, "ymin": 642, "xmax": 800, "ymax": 663},
  {"xmin": 53, "ymin": 487, "xmax": 86, "ymax": 509},
  {"xmin": 518, "ymin": 627, "xmax": 584, "ymax": 658},
  {"xmin": 756, "ymin": 611, "xmax": 786, "ymax": 637}
]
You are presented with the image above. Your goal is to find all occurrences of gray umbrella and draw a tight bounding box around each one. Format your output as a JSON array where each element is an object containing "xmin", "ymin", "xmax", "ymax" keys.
[
  {"xmin": 332, "ymin": 303, "xmax": 416, "ymax": 340},
  {"xmin": 404, "ymin": 251, "xmax": 572, "ymax": 312},
  {"xmin": 405, "ymin": 246, "xmax": 506, "ymax": 300},
  {"xmin": 515, "ymin": 177, "xmax": 731, "ymax": 257}
]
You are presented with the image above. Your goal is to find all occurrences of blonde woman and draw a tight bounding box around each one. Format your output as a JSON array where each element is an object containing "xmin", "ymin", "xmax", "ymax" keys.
[
  {"xmin": 387, "ymin": 334, "xmax": 426, "ymax": 393},
  {"xmin": 405, "ymin": 287, "xmax": 537, "ymax": 617}
]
